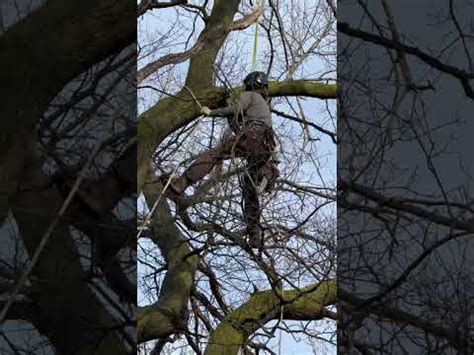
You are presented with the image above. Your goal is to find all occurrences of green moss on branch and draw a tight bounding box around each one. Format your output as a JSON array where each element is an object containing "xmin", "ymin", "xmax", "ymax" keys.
[
  {"xmin": 137, "ymin": 181, "xmax": 199, "ymax": 343},
  {"xmin": 269, "ymin": 80, "xmax": 337, "ymax": 99},
  {"xmin": 205, "ymin": 279, "xmax": 336, "ymax": 355}
]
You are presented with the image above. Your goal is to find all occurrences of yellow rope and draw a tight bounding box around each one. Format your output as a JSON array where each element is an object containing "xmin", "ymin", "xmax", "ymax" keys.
[{"xmin": 251, "ymin": 0, "xmax": 264, "ymax": 71}]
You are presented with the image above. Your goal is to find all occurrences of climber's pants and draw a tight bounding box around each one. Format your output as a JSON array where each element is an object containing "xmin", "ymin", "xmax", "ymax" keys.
[
  {"xmin": 182, "ymin": 123, "xmax": 275, "ymax": 232},
  {"xmin": 183, "ymin": 123, "xmax": 274, "ymax": 184}
]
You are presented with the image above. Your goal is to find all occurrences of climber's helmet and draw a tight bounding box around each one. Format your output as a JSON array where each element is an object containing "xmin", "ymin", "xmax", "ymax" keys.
[{"xmin": 244, "ymin": 71, "xmax": 269, "ymax": 92}]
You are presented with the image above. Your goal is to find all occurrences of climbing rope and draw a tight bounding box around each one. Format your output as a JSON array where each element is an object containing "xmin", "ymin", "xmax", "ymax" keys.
[{"xmin": 251, "ymin": 0, "xmax": 264, "ymax": 71}]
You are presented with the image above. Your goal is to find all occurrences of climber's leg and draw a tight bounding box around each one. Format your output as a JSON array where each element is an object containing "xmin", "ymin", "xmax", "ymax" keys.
[
  {"xmin": 242, "ymin": 166, "xmax": 262, "ymax": 248},
  {"xmin": 240, "ymin": 124, "xmax": 275, "ymax": 247},
  {"xmin": 163, "ymin": 133, "xmax": 241, "ymax": 196}
]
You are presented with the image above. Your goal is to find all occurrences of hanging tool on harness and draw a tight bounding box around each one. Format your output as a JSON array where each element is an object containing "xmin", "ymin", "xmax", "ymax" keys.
[{"xmin": 257, "ymin": 159, "xmax": 280, "ymax": 194}]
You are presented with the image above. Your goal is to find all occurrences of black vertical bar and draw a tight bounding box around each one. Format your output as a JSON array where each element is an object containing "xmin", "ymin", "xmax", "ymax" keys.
[{"xmin": 0, "ymin": 1, "xmax": 136, "ymax": 353}]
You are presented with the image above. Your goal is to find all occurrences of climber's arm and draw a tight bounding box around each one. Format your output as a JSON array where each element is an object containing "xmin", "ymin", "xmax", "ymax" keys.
[
  {"xmin": 201, "ymin": 92, "xmax": 252, "ymax": 118},
  {"xmin": 206, "ymin": 106, "xmax": 234, "ymax": 117}
]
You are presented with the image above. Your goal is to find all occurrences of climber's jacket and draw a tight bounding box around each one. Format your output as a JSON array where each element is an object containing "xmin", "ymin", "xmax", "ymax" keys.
[{"xmin": 206, "ymin": 91, "xmax": 272, "ymax": 134}]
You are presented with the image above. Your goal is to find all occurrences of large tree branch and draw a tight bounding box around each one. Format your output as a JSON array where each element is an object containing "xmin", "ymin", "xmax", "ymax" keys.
[
  {"xmin": 11, "ymin": 141, "xmax": 128, "ymax": 354},
  {"xmin": 1, "ymin": 0, "xmax": 134, "ymax": 126},
  {"xmin": 184, "ymin": 0, "xmax": 241, "ymax": 90},
  {"xmin": 137, "ymin": 178, "xmax": 199, "ymax": 343},
  {"xmin": 137, "ymin": 7, "xmax": 263, "ymax": 84},
  {"xmin": 339, "ymin": 289, "xmax": 461, "ymax": 351},
  {"xmin": 230, "ymin": 7, "xmax": 263, "ymax": 31},
  {"xmin": 0, "ymin": 0, "xmax": 134, "ymax": 224},
  {"xmin": 137, "ymin": 41, "xmax": 206, "ymax": 84},
  {"xmin": 269, "ymin": 80, "xmax": 337, "ymax": 99},
  {"xmin": 51, "ymin": 139, "xmax": 137, "ymax": 303},
  {"xmin": 204, "ymin": 280, "xmax": 336, "ymax": 355},
  {"xmin": 138, "ymin": 0, "xmax": 188, "ymax": 17}
]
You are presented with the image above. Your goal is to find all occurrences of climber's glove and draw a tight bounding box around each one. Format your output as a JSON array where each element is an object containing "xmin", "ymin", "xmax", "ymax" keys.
[{"xmin": 201, "ymin": 106, "xmax": 212, "ymax": 116}]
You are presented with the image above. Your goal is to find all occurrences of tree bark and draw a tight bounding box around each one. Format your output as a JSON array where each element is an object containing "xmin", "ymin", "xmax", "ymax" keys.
[
  {"xmin": 137, "ymin": 179, "xmax": 199, "ymax": 343},
  {"xmin": 205, "ymin": 280, "xmax": 337, "ymax": 355},
  {"xmin": 0, "ymin": 0, "xmax": 134, "ymax": 223}
]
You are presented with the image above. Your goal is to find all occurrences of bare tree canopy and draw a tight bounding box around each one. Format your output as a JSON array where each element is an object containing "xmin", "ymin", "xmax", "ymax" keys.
[
  {"xmin": 137, "ymin": 0, "xmax": 337, "ymax": 353},
  {"xmin": 338, "ymin": 0, "xmax": 474, "ymax": 353}
]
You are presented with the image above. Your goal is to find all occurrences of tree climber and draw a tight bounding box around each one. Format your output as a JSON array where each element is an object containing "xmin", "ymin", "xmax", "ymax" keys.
[{"xmin": 160, "ymin": 71, "xmax": 280, "ymax": 248}]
